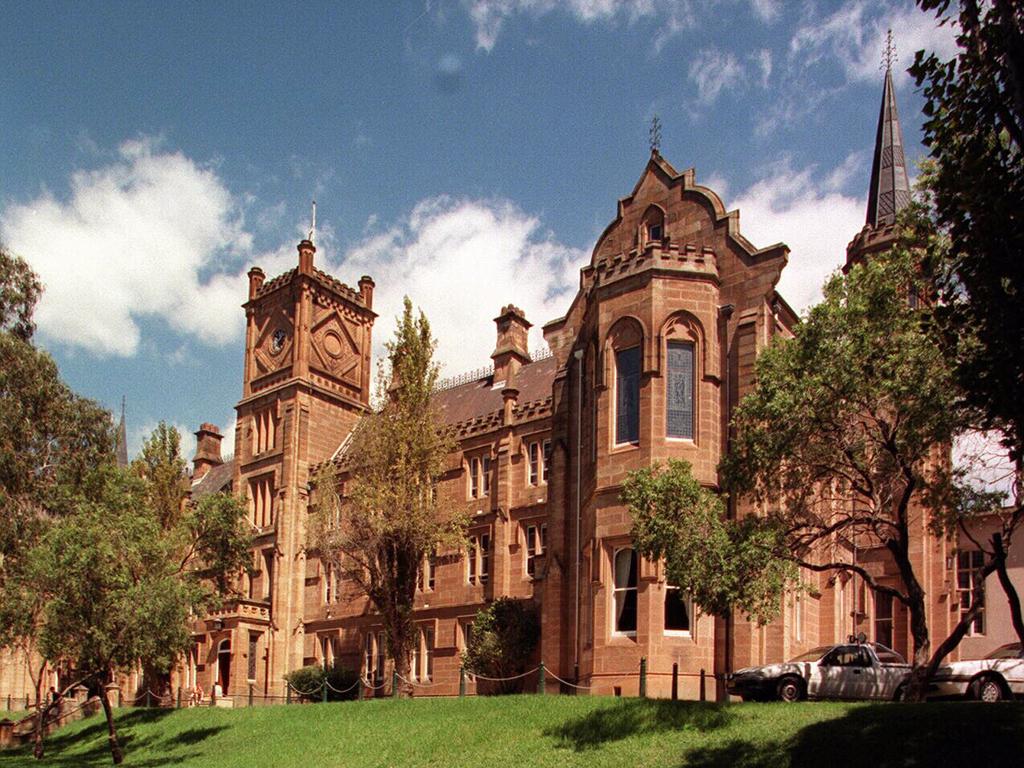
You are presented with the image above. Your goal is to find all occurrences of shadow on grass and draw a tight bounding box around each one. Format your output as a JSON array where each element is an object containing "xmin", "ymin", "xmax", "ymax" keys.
[
  {"xmin": 0, "ymin": 708, "xmax": 225, "ymax": 767},
  {"xmin": 545, "ymin": 699, "xmax": 734, "ymax": 751},
  {"xmin": 681, "ymin": 702, "xmax": 1024, "ymax": 768}
]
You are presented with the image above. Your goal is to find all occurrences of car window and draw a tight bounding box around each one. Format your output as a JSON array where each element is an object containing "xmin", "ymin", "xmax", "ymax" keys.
[
  {"xmin": 985, "ymin": 643, "xmax": 1023, "ymax": 660},
  {"xmin": 822, "ymin": 646, "xmax": 860, "ymax": 666},
  {"xmin": 789, "ymin": 646, "xmax": 833, "ymax": 663},
  {"xmin": 873, "ymin": 645, "xmax": 907, "ymax": 664}
]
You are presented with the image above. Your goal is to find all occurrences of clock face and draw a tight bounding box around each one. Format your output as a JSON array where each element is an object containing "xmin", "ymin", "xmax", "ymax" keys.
[{"xmin": 271, "ymin": 328, "xmax": 287, "ymax": 353}]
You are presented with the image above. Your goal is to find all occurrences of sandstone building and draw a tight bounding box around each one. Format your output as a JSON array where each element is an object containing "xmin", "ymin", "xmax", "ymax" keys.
[{"xmin": 3, "ymin": 66, "xmax": 1016, "ymax": 708}]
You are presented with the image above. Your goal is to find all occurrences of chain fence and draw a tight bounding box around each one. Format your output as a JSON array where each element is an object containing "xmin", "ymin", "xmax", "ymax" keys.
[{"xmin": 2, "ymin": 659, "xmax": 724, "ymax": 717}]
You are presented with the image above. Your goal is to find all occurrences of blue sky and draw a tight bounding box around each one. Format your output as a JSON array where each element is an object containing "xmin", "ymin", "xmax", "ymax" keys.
[{"xmin": 0, "ymin": 0, "xmax": 958, "ymax": 461}]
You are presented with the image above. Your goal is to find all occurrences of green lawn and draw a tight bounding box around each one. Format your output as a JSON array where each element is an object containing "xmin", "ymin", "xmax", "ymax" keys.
[{"xmin": 1, "ymin": 696, "xmax": 1021, "ymax": 768}]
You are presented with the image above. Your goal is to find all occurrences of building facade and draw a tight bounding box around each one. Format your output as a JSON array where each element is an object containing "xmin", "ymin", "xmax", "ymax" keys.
[{"xmin": 4, "ymin": 67, "xmax": 1018, "ymax": 709}]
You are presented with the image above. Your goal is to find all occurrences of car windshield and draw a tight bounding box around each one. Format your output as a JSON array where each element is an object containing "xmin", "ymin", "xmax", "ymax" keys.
[
  {"xmin": 985, "ymin": 643, "xmax": 1022, "ymax": 660},
  {"xmin": 788, "ymin": 646, "xmax": 832, "ymax": 663}
]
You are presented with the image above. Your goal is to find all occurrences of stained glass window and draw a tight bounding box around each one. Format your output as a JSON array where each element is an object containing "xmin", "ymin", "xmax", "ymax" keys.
[{"xmin": 667, "ymin": 341, "xmax": 694, "ymax": 439}]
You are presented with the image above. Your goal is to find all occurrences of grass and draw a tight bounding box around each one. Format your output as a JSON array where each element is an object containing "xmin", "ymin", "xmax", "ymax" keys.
[{"xmin": 0, "ymin": 696, "xmax": 1021, "ymax": 767}]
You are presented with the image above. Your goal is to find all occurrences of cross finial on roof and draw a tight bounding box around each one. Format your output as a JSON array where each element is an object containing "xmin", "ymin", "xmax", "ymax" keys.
[
  {"xmin": 308, "ymin": 200, "xmax": 317, "ymax": 243},
  {"xmin": 649, "ymin": 115, "xmax": 662, "ymax": 155},
  {"xmin": 881, "ymin": 29, "xmax": 897, "ymax": 72}
]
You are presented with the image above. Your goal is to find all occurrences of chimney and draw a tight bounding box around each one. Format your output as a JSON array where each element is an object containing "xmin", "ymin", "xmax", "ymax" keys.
[
  {"xmin": 298, "ymin": 239, "xmax": 316, "ymax": 275},
  {"xmin": 193, "ymin": 423, "xmax": 224, "ymax": 481},
  {"xmin": 359, "ymin": 275, "xmax": 375, "ymax": 309},
  {"xmin": 248, "ymin": 267, "xmax": 265, "ymax": 300},
  {"xmin": 491, "ymin": 305, "xmax": 531, "ymax": 385}
]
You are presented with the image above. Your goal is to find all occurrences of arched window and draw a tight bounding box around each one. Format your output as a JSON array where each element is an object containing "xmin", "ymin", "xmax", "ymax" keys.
[
  {"xmin": 641, "ymin": 205, "xmax": 666, "ymax": 245},
  {"xmin": 606, "ymin": 318, "xmax": 644, "ymax": 447},
  {"xmin": 615, "ymin": 347, "xmax": 641, "ymax": 445},
  {"xmin": 613, "ymin": 548, "xmax": 638, "ymax": 635},
  {"xmin": 666, "ymin": 341, "xmax": 694, "ymax": 439}
]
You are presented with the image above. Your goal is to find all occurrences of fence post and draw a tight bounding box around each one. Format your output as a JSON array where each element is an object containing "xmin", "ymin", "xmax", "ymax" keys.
[
  {"xmin": 145, "ymin": 689, "xmax": 151, "ymax": 708},
  {"xmin": 25, "ymin": 695, "xmax": 30, "ymax": 711},
  {"xmin": 639, "ymin": 657, "xmax": 647, "ymax": 698},
  {"xmin": 538, "ymin": 662, "xmax": 546, "ymax": 695},
  {"xmin": 285, "ymin": 683, "xmax": 291, "ymax": 705},
  {"xmin": 392, "ymin": 670, "xmax": 399, "ymax": 699},
  {"xmin": 118, "ymin": 688, "xmax": 123, "ymax": 708},
  {"xmin": 699, "ymin": 668, "xmax": 706, "ymax": 702},
  {"xmin": 249, "ymin": 683, "xmax": 254, "ymax": 708},
  {"xmin": 177, "ymin": 687, "xmax": 183, "ymax": 709},
  {"xmin": 322, "ymin": 681, "xmax": 328, "ymax": 704},
  {"xmin": 6, "ymin": 694, "xmax": 10, "ymax": 711},
  {"xmin": 459, "ymin": 667, "xmax": 466, "ymax": 698},
  {"xmin": 672, "ymin": 663, "xmax": 679, "ymax": 701},
  {"xmin": 573, "ymin": 664, "xmax": 580, "ymax": 696},
  {"xmin": 357, "ymin": 679, "xmax": 364, "ymax": 701}
]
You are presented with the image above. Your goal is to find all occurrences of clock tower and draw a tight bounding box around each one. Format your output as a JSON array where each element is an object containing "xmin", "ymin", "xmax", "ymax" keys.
[{"xmin": 233, "ymin": 237, "xmax": 375, "ymax": 694}]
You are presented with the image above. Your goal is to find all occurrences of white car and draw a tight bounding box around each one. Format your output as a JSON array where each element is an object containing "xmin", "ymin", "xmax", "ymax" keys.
[
  {"xmin": 727, "ymin": 642, "xmax": 910, "ymax": 702},
  {"xmin": 931, "ymin": 642, "xmax": 1023, "ymax": 702}
]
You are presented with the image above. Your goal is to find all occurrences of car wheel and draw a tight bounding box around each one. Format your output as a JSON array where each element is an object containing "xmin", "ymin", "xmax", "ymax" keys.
[
  {"xmin": 776, "ymin": 676, "xmax": 805, "ymax": 703},
  {"xmin": 971, "ymin": 675, "xmax": 1004, "ymax": 703}
]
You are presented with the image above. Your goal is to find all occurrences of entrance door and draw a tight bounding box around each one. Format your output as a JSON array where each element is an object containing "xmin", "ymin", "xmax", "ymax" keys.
[{"xmin": 217, "ymin": 638, "xmax": 231, "ymax": 695}]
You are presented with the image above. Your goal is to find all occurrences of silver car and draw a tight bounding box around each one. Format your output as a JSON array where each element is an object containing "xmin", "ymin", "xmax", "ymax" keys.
[
  {"xmin": 931, "ymin": 642, "xmax": 1023, "ymax": 702},
  {"xmin": 727, "ymin": 642, "xmax": 910, "ymax": 702}
]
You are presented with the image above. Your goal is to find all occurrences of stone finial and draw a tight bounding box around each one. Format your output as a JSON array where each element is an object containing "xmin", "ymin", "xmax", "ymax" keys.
[
  {"xmin": 248, "ymin": 267, "xmax": 266, "ymax": 300},
  {"xmin": 359, "ymin": 275, "xmax": 375, "ymax": 309},
  {"xmin": 297, "ymin": 239, "xmax": 316, "ymax": 275}
]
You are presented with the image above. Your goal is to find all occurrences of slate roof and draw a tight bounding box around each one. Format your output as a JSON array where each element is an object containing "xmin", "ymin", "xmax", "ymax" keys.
[
  {"xmin": 190, "ymin": 459, "xmax": 235, "ymax": 500},
  {"xmin": 866, "ymin": 66, "xmax": 911, "ymax": 228},
  {"xmin": 433, "ymin": 355, "xmax": 557, "ymax": 427}
]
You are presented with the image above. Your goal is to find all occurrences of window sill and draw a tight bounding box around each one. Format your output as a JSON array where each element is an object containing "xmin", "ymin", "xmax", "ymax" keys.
[
  {"xmin": 610, "ymin": 442, "xmax": 640, "ymax": 455},
  {"xmin": 611, "ymin": 631, "xmax": 637, "ymax": 639},
  {"xmin": 666, "ymin": 437, "xmax": 696, "ymax": 444},
  {"xmin": 664, "ymin": 630, "xmax": 693, "ymax": 638}
]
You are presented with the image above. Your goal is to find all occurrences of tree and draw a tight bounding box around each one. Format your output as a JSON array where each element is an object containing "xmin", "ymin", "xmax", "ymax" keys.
[
  {"xmin": 131, "ymin": 421, "xmax": 188, "ymax": 529},
  {"xmin": 718, "ymin": 215, "xmax": 1020, "ymax": 699},
  {"xmin": 461, "ymin": 597, "xmax": 540, "ymax": 694},
  {"xmin": 309, "ymin": 298, "xmax": 465, "ymax": 697},
  {"xmin": 911, "ymin": 1, "xmax": 1024, "ymax": 467},
  {"xmin": 624, "ymin": 459, "xmax": 795, "ymax": 627},
  {"xmin": 27, "ymin": 464, "xmax": 251, "ymax": 765},
  {"xmin": 911, "ymin": 1, "xmax": 1024, "ymax": 653},
  {"xmin": 0, "ymin": 248, "xmax": 114, "ymax": 757}
]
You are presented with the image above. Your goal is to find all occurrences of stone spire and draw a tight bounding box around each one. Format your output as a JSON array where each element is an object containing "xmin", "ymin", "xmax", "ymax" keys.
[
  {"xmin": 865, "ymin": 37, "xmax": 911, "ymax": 229},
  {"xmin": 846, "ymin": 32, "xmax": 913, "ymax": 267},
  {"xmin": 115, "ymin": 396, "xmax": 128, "ymax": 467}
]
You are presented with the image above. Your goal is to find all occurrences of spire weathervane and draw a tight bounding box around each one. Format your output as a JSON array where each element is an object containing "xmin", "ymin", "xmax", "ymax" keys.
[
  {"xmin": 649, "ymin": 115, "xmax": 662, "ymax": 155},
  {"xmin": 881, "ymin": 29, "xmax": 897, "ymax": 72},
  {"xmin": 308, "ymin": 200, "xmax": 317, "ymax": 243}
]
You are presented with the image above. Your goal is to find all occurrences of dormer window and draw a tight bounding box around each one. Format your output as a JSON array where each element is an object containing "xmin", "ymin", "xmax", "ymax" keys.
[{"xmin": 641, "ymin": 205, "xmax": 666, "ymax": 247}]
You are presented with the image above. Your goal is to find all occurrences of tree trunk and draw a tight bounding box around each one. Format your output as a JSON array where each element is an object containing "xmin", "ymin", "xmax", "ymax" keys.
[
  {"xmin": 993, "ymin": 532, "xmax": 1024, "ymax": 646},
  {"xmin": 98, "ymin": 684, "xmax": 124, "ymax": 765},
  {"xmin": 31, "ymin": 667, "xmax": 46, "ymax": 760}
]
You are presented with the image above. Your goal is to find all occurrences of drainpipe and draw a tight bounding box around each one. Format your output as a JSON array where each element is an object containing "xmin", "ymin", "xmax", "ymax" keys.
[
  {"xmin": 719, "ymin": 303, "xmax": 735, "ymax": 692},
  {"xmin": 573, "ymin": 348, "xmax": 584, "ymax": 674}
]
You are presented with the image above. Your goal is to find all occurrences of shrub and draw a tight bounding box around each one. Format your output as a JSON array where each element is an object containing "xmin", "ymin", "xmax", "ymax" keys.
[
  {"xmin": 461, "ymin": 597, "xmax": 540, "ymax": 694},
  {"xmin": 284, "ymin": 661, "xmax": 359, "ymax": 702}
]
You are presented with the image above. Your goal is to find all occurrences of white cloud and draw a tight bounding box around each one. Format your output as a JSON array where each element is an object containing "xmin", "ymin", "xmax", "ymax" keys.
[
  {"xmin": 464, "ymin": 0, "xmax": 695, "ymax": 52},
  {"xmin": 1, "ymin": 138, "xmax": 252, "ymax": 356},
  {"xmin": 729, "ymin": 155, "xmax": 865, "ymax": 312},
  {"xmin": 789, "ymin": 1, "xmax": 958, "ymax": 88},
  {"xmin": 752, "ymin": 48, "xmax": 772, "ymax": 88},
  {"xmin": 688, "ymin": 48, "xmax": 744, "ymax": 105},
  {"xmin": 747, "ymin": 0, "xmax": 779, "ymax": 22},
  {"xmin": 341, "ymin": 197, "xmax": 587, "ymax": 380}
]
